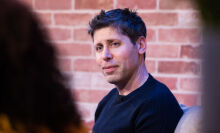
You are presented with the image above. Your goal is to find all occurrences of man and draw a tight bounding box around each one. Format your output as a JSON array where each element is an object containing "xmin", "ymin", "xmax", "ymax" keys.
[{"xmin": 88, "ymin": 8, "xmax": 183, "ymax": 133}]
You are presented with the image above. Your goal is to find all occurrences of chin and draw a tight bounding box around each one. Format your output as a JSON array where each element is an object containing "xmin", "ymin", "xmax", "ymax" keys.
[{"xmin": 105, "ymin": 75, "xmax": 121, "ymax": 85}]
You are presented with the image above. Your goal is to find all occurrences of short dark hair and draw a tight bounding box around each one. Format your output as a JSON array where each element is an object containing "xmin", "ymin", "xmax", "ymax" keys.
[{"xmin": 88, "ymin": 8, "xmax": 147, "ymax": 58}]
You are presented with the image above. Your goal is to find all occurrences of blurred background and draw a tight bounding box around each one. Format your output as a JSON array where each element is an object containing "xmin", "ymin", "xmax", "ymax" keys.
[{"xmin": 18, "ymin": 0, "xmax": 202, "ymax": 129}]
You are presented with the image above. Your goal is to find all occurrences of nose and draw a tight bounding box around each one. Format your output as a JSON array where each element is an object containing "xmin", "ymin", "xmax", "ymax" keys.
[{"xmin": 102, "ymin": 47, "xmax": 112, "ymax": 61}]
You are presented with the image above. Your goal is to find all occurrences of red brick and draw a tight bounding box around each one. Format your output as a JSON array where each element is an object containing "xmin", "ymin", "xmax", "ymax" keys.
[
  {"xmin": 155, "ymin": 77, "xmax": 177, "ymax": 90},
  {"xmin": 174, "ymin": 93, "xmax": 199, "ymax": 106},
  {"xmin": 54, "ymin": 13, "xmax": 92, "ymax": 26},
  {"xmin": 91, "ymin": 74, "xmax": 115, "ymax": 89},
  {"xmin": 48, "ymin": 28, "xmax": 71, "ymax": 41},
  {"xmin": 147, "ymin": 29, "xmax": 156, "ymax": 42},
  {"xmin": 180, "ymin": 45, "xmax": 201, "ymax": 59},
  {"xmin": 71, "ymin": 72, "xmax": 92, "ymax": 90},
  {"xmin": 158, "ymin": 61, "xmax": 200, "ymax": 74},
  {"xmin": 55, "ymin": 43, "xmax": 91, "ymax": 56},
  {"xmin": 36, "ymin": 12, "xmax": 52, "ymax": 25},
  {"xmin": 146, "ymin": 45, "xmax": 179, "ymax": 58},
  {"xmin": 73, "ymin": 28, "xmax": 92, "ymax": 42},
  {"xmin": 159, "ymin": 28, "xmax": 200, "ymax": 43},
  {"xmin": 74, "ymin": 59, "xmax": 99, "ymax": 72},
  {"xmin": 159, "ymin": 0, "xmax": 195, "ymax": 9},
  {"xmin": 74, "ymin": 89, "xmax": 109, "ymax": 103},
  {"xmin": 58, "ymin": 58, "xmax": 72, "ymax": 71},
  {"xmin": 76, "ymin": 103, "xmax": 96, "ymax": 121},
  {"xmin": 180, "ymin": 77, "xmax": 201, "ymax": 92},
  {"xmin": 116, "ymin": 0, "xmax": 156, "ymax": 9},
  {"xmin": 145, "ymin": 60, "xmax": 156, "ymax": 73},
  {"xmin": 75, "ymin": 0, "xmax": 113, "ymax": 9},
  {"xmin": 35, "ymin": 0, "xmax": 71, "ymax": 10},
  {"xmin": 179, "ymin": 12, "xmax": 200, "ymax": 27},
  {"xmin": 78, "ymin": 106, "xmax": 91, "ymax": 120},
  {"xmin": 140, "ymin": 13, "xmax": 178, "ymax": 26}
]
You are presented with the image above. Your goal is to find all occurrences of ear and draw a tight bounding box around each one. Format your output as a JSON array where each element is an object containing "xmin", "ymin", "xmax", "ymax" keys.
[{"xmin": 136, "ymin": 36, "xmax": 146, "ymax": 55}]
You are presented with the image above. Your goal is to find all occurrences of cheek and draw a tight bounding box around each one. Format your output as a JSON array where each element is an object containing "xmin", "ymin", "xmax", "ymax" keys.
[
  {"xmin": 123, "ymin": 51, "xmax": 139, "ymax": 66},
  {"xmin": 118, "ymin": 49, "xmax": 136, "ymax": 62},
  {"xmin": 117, "ymin": 54, "xmax": 132, "ymax": 68},
  {"xmin": 95, "ymin": 54, "xmax": 102, "ymax": 66},
  {"xmin": 97, "ymin": 60, "xmax": 102, "ymax": 67}
]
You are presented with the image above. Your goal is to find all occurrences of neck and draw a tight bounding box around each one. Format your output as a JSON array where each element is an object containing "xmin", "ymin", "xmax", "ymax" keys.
[{"xmin": 116, "ymin": 61, "xmax": 149, "ymax": 96}]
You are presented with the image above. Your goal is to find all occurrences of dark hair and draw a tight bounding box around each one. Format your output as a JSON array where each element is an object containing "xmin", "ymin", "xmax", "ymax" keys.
[
  {"xmin": 88, "ymin": 8, "xmax": 147, "ymax": 58},
  {"xmin": 0, "ymin": 0, "xmax": 81, "ymax": 132}
]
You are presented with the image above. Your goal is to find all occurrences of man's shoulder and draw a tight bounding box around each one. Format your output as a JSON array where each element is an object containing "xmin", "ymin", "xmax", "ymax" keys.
[
  {"xmin": 148, "ymin": 74, "xmax": 175, "ymax": 97},
  {"xmin": 133, "ymin": 75, "xmax": 183, "ymax": 133},
  {"xmin": 153, "ymin": 78, "xmax": 173, "ymax": 96},
  {"xmin": 139, "ymin": 74, "xmax": 173, "ymax": 100},
  {"xmin": 135, "ymin": 74, "xmax": 180, "ymax": 108},
  {"xmin": 153, "ymin": 82, "xmax": 178, "ymax": 107},
  {"xmin": 145, "ymin": 75, "xmax": 182, "ymax": 113},
  {"xmin": 94, "ymin": 88, "xmax": 117, "ymax": 120},
  {"xmin": 97, "ymin": 88, "xmax": 117, "ymax": 106}
]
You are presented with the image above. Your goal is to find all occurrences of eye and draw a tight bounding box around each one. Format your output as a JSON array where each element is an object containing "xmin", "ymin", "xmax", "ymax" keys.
[
  {"xmin": 96, "ymin": 45, "xmax": 103, "ymax": 52},
  {"xmin": 111, "ymin": 42, "xmax": 120, "ymax": 47}
]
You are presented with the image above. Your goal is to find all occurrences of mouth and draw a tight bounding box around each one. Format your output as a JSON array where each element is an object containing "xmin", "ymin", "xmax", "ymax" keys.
[{"xmin": 102, "ymin": 65, "xmax": 118, "ymax": 74}]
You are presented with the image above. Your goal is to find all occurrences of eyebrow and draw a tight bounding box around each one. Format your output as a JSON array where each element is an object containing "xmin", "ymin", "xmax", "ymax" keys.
[
  {"xmin": 107, "ymin": 40, "xmax": 113, "ymax": 44},
  {"xmin": 95, "ymin": 39, "xmax": 120, "ymax": 46},
  {"xmin": 107, "ymin": 39, "xmax": 120, "ymax": 43}
]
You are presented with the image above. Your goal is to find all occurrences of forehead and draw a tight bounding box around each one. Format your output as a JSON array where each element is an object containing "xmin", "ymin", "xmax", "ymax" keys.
[{"xmin": 93, "ymin": 27, "xmax": 127, "ymax": 44}]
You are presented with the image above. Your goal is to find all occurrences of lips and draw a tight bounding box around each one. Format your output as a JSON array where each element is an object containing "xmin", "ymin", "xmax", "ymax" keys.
[{"xmin": 102, "ymin": 65, "xmax": 118, "ymax": 73}]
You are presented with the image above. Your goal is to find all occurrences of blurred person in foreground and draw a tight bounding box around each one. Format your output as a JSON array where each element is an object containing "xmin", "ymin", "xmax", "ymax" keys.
[
  {"xmin": 88, "ymin": 8, "xmax": 183, "ymax": 133},
  {"xmin": 0, "ymin": 0, "xmax": 88, "ymax": 133},
  {"xmin": 195, "ymin": 0, "xmax": 220, "ymax": 132}
]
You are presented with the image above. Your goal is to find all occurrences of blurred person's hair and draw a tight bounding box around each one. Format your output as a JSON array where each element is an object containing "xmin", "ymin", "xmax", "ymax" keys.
[{"xmin": 0, "ymin": 0, "xmax": 83, "ymax": 132}]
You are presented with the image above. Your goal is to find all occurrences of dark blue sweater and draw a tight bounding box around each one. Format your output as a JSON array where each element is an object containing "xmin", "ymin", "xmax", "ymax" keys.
[{"xmin": 93, "ymin": 74, "xmax": 183, "ymax": 133}]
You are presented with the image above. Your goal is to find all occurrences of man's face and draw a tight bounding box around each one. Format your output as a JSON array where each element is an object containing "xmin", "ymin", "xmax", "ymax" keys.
[{"xmin": 93, "ymin": 27, "xmax": 140, "ymax": 85}]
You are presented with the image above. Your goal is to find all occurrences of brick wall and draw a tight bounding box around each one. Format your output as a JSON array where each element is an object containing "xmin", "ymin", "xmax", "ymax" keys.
[{"xmin": 20, "ymin": 0, "xmax": 202, "ymax": 129}]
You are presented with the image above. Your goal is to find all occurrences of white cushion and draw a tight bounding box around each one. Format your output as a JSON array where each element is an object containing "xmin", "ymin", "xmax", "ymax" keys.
[{"xmin": 174, "ymin": 105, "xmax": 202, "ymax": 133}]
